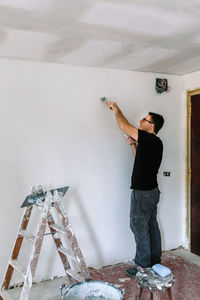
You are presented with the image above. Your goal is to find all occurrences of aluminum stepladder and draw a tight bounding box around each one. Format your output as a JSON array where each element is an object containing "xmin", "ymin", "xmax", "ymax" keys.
[{"xmin": 0, "ymin": 186, "xmax": 91, "ymax": 300}]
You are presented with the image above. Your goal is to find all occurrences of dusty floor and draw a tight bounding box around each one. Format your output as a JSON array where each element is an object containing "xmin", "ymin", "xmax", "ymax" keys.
[{"xmin": 4, "ymin": 249, "xmax": 200, "ymax": 299}]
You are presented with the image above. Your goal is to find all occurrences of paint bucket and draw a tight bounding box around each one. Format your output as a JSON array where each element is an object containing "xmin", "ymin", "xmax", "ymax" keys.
[{"xmin": 60, "ymin": 280, "xmax": 125, "ymax": 300}]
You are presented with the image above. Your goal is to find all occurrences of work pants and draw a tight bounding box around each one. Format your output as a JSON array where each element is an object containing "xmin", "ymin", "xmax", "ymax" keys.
[{"xmin": 130, "ymin": 187, "xmax": 162, "ymax": 268}]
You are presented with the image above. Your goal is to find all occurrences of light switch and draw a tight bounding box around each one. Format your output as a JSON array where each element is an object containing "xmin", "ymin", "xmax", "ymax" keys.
[{"xmin": 163, "ymin": 171, "xmax": 170, "ymax": 176}]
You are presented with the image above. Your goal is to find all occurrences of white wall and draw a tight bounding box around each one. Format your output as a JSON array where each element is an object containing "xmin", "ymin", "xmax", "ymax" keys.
[
  {"xmin": 0, "ymin": 58, "xmax": 185, "ymax": 283},
  {"xmin": 183, "ymin": 70, "xmax": 200, "ymax": 90}
]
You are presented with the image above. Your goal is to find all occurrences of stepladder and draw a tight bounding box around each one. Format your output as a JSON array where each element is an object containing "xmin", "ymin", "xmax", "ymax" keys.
[{"xmin": 0, "ymin": 186, "xmax": 91, "ymax": 300}]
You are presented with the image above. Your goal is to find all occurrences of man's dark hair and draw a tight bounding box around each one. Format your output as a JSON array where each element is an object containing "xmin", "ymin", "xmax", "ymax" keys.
[{"xmin": 149, "ymin": 112, "xmax": 164, "ymax": 134}]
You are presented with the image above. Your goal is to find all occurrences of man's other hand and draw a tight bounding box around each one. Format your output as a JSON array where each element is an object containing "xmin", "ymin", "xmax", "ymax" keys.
[
  {"xmin": 106, "ymin": 101, "xmax": 118, "ymax": 112},
  {"xmin": 126, "ymin": 136, "xmax": 136, "ymax": 145}
]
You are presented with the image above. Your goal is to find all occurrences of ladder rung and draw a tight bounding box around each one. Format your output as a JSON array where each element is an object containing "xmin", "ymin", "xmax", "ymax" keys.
[
  {"xmin": 66, "ymin": 269, "xmax": 85, "ymax": 282},
  {"xmin": 18, "ymin": 230, "xmax": 35, "ymax": 243},
  {"xmin": 9, "ymin": 260, "xmax": 26, "ymax": 279},
  {"xmin": 58, "ymin": 246, "xmax": 76, "ymax": 260},
  {"xmin": 0, "ymin": 290, "xmax": 14, "ymax": 300},
  {"xmin": 49, "ymin": 223, "xmax": 65, "ymax": 234}
]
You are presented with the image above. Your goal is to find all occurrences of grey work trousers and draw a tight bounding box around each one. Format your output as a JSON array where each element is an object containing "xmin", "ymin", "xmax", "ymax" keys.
[{"xmin": 130, "ymin": 187, "xmax": 162, "ymax": 268}]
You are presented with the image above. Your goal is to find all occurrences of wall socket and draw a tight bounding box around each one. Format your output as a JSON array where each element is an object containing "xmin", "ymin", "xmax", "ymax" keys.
[{"xmin": 163, "ymin": 171, "xmax": 170, "ymax": 176}]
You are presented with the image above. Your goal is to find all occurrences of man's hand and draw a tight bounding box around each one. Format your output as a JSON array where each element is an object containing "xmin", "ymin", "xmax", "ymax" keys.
[
  {"xmin": 126, "ymin": 136, "xmax": 137, "ymax": 156},
  {"xmin": 106, "ymin": 100, "xmax": 138, "ymax": 141},
  {"xmin": 126, "ymin": 136, "xmax": 136, "ymax": 145},
  {"xmin": 106, "ymin": 101, "xmax": 118, "ymax": 112}
]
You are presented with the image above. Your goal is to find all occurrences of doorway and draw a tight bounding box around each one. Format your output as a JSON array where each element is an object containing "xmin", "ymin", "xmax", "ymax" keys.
[{"xmin": 187, "ymin": 88, "xmax": 200, "ymax": 255}]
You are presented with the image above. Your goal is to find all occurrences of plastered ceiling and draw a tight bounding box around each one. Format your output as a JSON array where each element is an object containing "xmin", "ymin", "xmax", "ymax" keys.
[{"xmin": 0, "ymin": 0, "xmax": 200, "ymax": 75}]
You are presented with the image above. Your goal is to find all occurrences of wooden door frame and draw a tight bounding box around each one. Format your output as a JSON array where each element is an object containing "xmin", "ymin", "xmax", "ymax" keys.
[{"xmin": 186, "ymin": 87, "xmax": 200, "ymax": 250}]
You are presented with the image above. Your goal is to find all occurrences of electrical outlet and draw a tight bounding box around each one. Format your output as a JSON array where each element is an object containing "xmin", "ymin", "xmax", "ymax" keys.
[{"xmin": 163, "ymin": 171, "xmax": 170, "ymax": 176}]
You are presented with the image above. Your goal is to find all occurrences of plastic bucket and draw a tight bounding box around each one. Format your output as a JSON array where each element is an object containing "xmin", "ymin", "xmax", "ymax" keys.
[{"xmin": 60, "ymin": 280, "xmax": 125, "ymax": 300}]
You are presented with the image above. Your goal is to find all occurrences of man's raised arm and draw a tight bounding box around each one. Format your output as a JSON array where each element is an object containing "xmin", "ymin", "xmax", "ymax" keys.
[{"xmin": 106, "ymin": 101, "xmax": 138, "ymax": 141}]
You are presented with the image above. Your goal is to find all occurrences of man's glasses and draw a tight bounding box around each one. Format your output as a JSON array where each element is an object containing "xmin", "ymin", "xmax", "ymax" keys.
[{"xmin": 142, "ymin": 118, "xmax": 153, "ymax": 124}]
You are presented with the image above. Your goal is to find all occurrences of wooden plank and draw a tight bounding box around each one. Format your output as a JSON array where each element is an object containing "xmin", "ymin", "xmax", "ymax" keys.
[
  {"xmin": 19, "ymin": 191, "xmax": 52, "ymax": 300},
  {"xmin": 48, "ymin": 223, "xmax": 65, "ymax": 234},
  {"xmin": 58, "ymin": 246, "xmax": 76, "ymax": 261},
  {"xmin": 66, "ymin": 269, "xmax": 85, "ymax": 282},
  {"xmin": 18, "ymin": 230, "xmax": 35, "ymax": 244},
  {"xmin": 1, "ymin": 206, "xmax": 33, "ymax": 290},
  {"xmin": 48, "ymin": 213, "xmax": 75, "ymax": 285},
  {"xmin": 54, "ymin": 191, "xmax": 91, "ymax": 280},
  {"xmin": 167, "ymin": 287, "xmax": 174, "ymax": 300},
  {"xmin": 9, "ymin": 260, "xmax": 26, "ymax": 279}
]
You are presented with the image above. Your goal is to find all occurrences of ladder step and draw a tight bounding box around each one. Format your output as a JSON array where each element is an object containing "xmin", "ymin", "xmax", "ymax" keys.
[
  {"xmin": 66, "ymin": 269, "xmax": 85, "ymax": 282},
  {"xmin": 18, "ymin": 230, "xmax": 35, "ymax": 243},
  {"xmin": 49, "ymin": 223, "xmax": 65, "ymax": 234},
  {"xmin": 9, "ymin": 260, "xmax": 26, "ymax": 279},
  {"xmin": 0, "ymin": 290, "xmax": 14, "ymax": 300},
  {"xmin": 58, "ymin": 246, "xmax": 76, "ymax": 260}
]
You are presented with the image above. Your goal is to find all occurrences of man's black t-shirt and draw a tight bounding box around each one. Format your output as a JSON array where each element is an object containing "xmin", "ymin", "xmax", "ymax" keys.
[{"xmin": 131, "ymin": 129, "xmax": 163, "ymax": 190}]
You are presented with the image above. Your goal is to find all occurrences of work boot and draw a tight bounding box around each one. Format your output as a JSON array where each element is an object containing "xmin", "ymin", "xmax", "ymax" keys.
[{"xmin": 125, "ymin": 267, "xmax": 138, "ymax": 278}]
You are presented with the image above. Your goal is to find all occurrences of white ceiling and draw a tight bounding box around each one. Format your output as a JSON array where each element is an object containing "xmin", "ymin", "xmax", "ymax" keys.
[{"xmin": 0, "ymin": 0, "xmax": 200, "ymax": 75}]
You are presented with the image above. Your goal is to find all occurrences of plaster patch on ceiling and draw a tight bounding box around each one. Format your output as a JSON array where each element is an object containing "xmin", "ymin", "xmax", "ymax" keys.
[
  {"xmin": 81, "ymin": 1, "xmax": 193, "ymax": 36},
  {"xmin": 106, "ymin": 48, "xmax": 178, "ymax": 70},
  {"xmin": 56, "ymin": 40, "xmax": 122, "ymax": 65},
  {"xmin": 164, "ymin": 56, "xmax": 200, "ymax": 75},
  {"xmin": 0, "ymin": 0, "xmax": 198, "ymax": 74},
  {"xmin": 45, "ymin": 34, "xmax": 87, "ymax": 60},
  {"xmin": 0, "ymin": 29, "xmax": 56, "ymax": 60},
  {"xmin": 0, "ymin": 0, "xmax": 51, "ymax": 11},
  {"xmin": 192, "ymin": 34, "xmax": 200, "ymax": 44},
  {"xmin": 0, "ymin": 27, "xmax": 8, "ymax": 44}
]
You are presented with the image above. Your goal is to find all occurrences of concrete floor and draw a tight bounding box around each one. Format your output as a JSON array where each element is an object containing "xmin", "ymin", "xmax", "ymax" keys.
[{"xmin": 5, "ymin": 249, "xmax": 200, "ymax": 299}]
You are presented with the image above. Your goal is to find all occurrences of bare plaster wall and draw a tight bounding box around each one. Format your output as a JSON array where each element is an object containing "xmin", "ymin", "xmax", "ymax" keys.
[
  {"xmin": 183, "ymin": 70, "xmax": 200, "ymax": 91},
  {"xmin": 0, "ymin": 58, "xmax": 185, "ymax": 283}
]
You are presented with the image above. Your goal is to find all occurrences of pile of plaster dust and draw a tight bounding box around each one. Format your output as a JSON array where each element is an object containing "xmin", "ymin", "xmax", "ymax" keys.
[{"xmin": 62, "ymin": 281, "xmax": 122, "ymax": 300}]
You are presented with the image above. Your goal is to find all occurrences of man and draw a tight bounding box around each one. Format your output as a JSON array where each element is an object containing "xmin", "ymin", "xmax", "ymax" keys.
[{"xmin": 106, "ymin": 101, "xmax": 164, "ymax": 277}]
